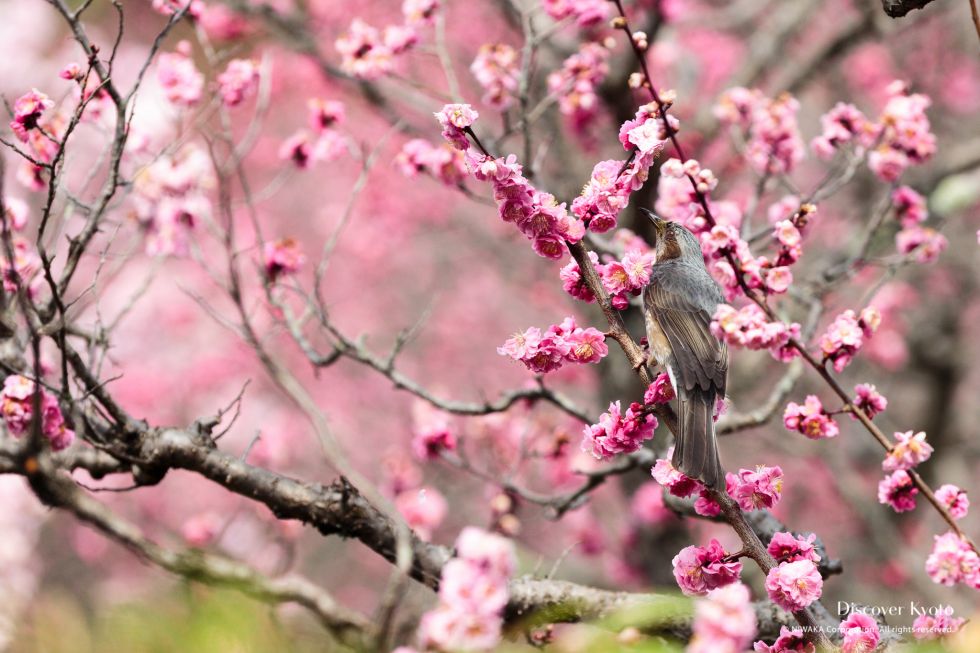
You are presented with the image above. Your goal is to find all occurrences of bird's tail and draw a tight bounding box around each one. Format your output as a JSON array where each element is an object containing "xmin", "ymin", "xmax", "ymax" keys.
[{"xmin": 672, "ymin": 388, "xmax": 724, "ymax": 489}]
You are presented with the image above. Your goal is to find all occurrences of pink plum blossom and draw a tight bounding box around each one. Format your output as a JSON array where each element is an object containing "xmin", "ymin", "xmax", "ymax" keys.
[
  {"xmin": 925, "ymin": 531, "xmax": 979, "ymax": 587},
  {"xmin": 9, "ymin": 89, "xmax": 53, "ymax": 142},
  {"xmin": 877, "ymin": 469, "xmax": 918, "ymax": 512},
  {"xmin": 783, "ymin": 395, "xmax": 839, "ymax": 440},
  {"xmin": 651, "ymin": 452, "xmax": 702, "ymax": 497},
  {"xmin": 498, "ymin": 319, "xmax": 607, "ymax": 373},
  {"xmin": 403, "ymin": 0, "xmax": 439, "ymax": 26},
  {"xmin": 559, "ymin": 252, "xmax": 598, "ymax": 302},
  {"xmin": 764, "ymin": 560, "xmax": 822, "ymax": 611},
  {"xmin": 546, "ymin": 43, "xmax": 610, "ymax": 131},
  {"xmin": 395, "ymin": 487, "xmax": 447, "ymax": 541},
  {"xmin": 471, "ymin": 44, "xmax": 519, "ymax": 110},
  {"xmin": 435, "ymin": 103, "xmax": 478, "ymax": 150},
  {"xmin": 335, "ymin": 19, "xmax": 394, "ymax": 80},
  {"xmin": 882, "ymin": 430, "xmax": 933, "ymax": 472},
  {"xmin": 216, "ymin": 58, "xmax": 259, "ymax": 107},
  {"xmin": 410, "ymin": 401, "xmax": 456, "ymax": 461},
  {"xmin": 727, "ymin": 465, "xmax": 783, "ymax": 511},
  {"xmin": 181, "ymin": 512, "xmax": 222, "ymax": 546},
  {"xmin": 688, "ymin": 583, "xmax": 756, "ymax": 653},
  {"xmin": 839, "ymin": 612, "xmax": 880, "ymax": 653},
  {"xmin": 643, "ymin": 372, "xmax": 675, "ymax": 405},
  {"xmin": 753, "ymin": 626, "xmax": 814, "ymax": 653},
  {"xmin": 671, "ymin": 539, "xmax": 743, "ymax": 596},
  {"xmin": 810, "ymin": 102, "xmax": 877, "ymax": 159},
  {"xmin": 0, "ymin": 375, "xmax": 74, "ymax": 451},
  {"xmin": 892, "ymin": 186, "xmax": 928, "ymax": 227},
  {"xmin": 712, "ymin": 304, "xmax": 801, "ymax": 362},
  {"xmin": 896, "ymin": 224, "xmax": 947, "ymax": 263},
  {"xmin": 716, "ymin": 88, "xmax": 804, "ymax": 174},
  {"xmin": 630, "ymin": 481, "xmax": 673, "ymax": 526},
  {"xmin": 542, "ymin": 0, "xmax": 610, "ymax": 26},
  {"xmin": 912, "ymin": 613, "xmax": 965, "ymax": 640},
  {"xmin": 581, "ymin": 400, "xmax": 656, "ymax": 460},
  {"xmin": 767, "ymin": 532, "xmax": 820, "ymax": 565},
  {"xmin": 263, "ymin": 238, "xmax": 304, "ymax": 281},
  {"xmin": 934, "ymin": 484, "xmax": 969, "ymax": 520},
  {"xmin": 852, "ymin": 384, "xmax": 887, "ymax": 420},
  {"xmin": 157, "ymin": 42, "xmax": 203, "ymax": 106}
]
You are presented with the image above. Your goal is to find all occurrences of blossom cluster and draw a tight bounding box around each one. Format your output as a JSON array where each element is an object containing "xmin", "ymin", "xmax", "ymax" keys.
[
  {"xmin": 279, "ymin": 99, "xmax": 346, "ymax": 169},
  {"xmin": 9, "ymin": 89, "xmax": 63, "ymax": 191},
  {"xmin": 497, "ymin": 317, "xmax": 608, "ymax": 373},
  {"xmin": 671, "ymin": 538, "xmax": 743, "ymax": 596},
  {"xmin": 0, "ymin": 375, "xmax": 74, "ymax": 451},
  {"xmin": 418, "ymin": 528, "xmax": 515, "ymax": 651},
  {"xmin": 470, "ymin": 44, "xmax": 520, "ymax": 110},
  {"xmin": 395, "ymin": 139, "xmax": 468, "ymax": 186},
  {"xmin": 9, "ymin": 89, "xmax": 53, "ymax": 143},
  {"xmin": 767, "ymin": 532, "xmax": 820, "ymax": 565},
  {"xmin": 715, "ymin": 88, "xmax": 805, "ymax": 175},
  {"xmin": 654, "ymin": 157, "xmax": 740, "ymax": 238},
  {"xmin": 335, "ymin": 1, "xmax": 438, "ymax": 80},
  {"xmin": 541, "ymin": 0, "xmax": 610, "ymax": 26},
  {"xmin": 727, "ymin": 465, "xmax": 783, "ymax": 512},
  {"xmin": 711, "ymin": 303, "xmax": 800, "ymax": 362},
  {"xmin": 912, "ymin": 613, "xmax": 966, "ymax": 640},
  {"xmin": 581, "ymin": 400, "xmax": 656, "ymax": 460},
  {"xmin": 877, "ymin": 430, "xmax": 934, "ymax": 513},
  {"xmin": 216, "ymin": 58, "xmax": 260, "ymax": 107},
  {"xmin": 868, "ymin": 81, "xmax": 937, "ymax": 182},
  {"xmin": 818, "ymin": 307, "xmax": 881, "ymax": 373},
  {"xmin": 643, "ymin": 372, "xmax": 675, "ymax": 405},
  {"xmin": 783, "ymin": 395, "xmax": 840, "ymax": 440},
  {"xmin": 130, "ymin": 144, "xmax": 214, "ymax": 257},
  {"xmin": 764, "ymin": 558, "xmax": 823, "ymax": 612},
  {"xmin": 934, "ymin": 484, "xmax": 969, "ymax": 520},
  {"xmin": 852, "ymin": 383, "xmax": 887, "ymax": 420},
  {"xmin": 810, "ymin": 102, "xmax": 878, "ymax": 159},
  {"xmin": 925, "ymin": 532, "xmax": 979, "ymax": 588},
  {"xmin": 688, "ymin": 583, "xmax": 756, "ymax": 653},
  {"xmin": 157, "ymin": 41, "xmax": 204, "ymax": 106},
  {"xmin": 839, "ymin": 613, "xmax": 881, "ymax": 653},
  {"xmin": 546, "ymin": 42, "xmax": 610, "ymax": 131},
  {"xmin": 753, "ymin": 626, "xmax": 814, "ymax": 653}
]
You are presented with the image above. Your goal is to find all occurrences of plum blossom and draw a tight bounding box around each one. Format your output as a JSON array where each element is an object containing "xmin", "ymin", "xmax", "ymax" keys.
[
  {"xmin": 767, "ymin": 532, "xmax": 820, "ymax": 565},
  {"xmin": 852, "ymin": 384, "xmax": 887, "ymax": 420},
  {"xmin": 418, "ymin": 527, "xmax": 514, "ymax": 651},
  {"xmin": 912, "ymin": 613, "xmax": 965, "ymax": 640},
  {"xmin": 395, "ymin": 487, "xmax": 447, "ymax": 541},
  {"xmin": 498, "ymin": 318, "xmax": 607, "ymax": 373},
  {"xmin": 9, "ymin": 89, "xmax": 53, "ymax": 142},
  {"xmin": 0, "ymin": 375, "xmax": 74, "ymax": 451},
  {"xmin": 716, "ymin": 88, "xmax": 804, "ymax": 174},
  {"xmin": 651, "ymin": 452, "xmax": 702, "ymax": 497},
  {"xmin": 819, "ymin": 309, "xmax": 879, "ymax": 372},
  {"xmin": 877, "ymin": 469, "xmax": 918, "ymax": 512},
  {"xmin": 470, "ymin": 44, "xmax": 519, "ymax": 110},
  {"xmin": 581, "ymin": 400, "xmax": 656, "ymax": 460},
  {"xmin": 263, "ymin": 238, "xmax": 304, "ymax": 281},
  {"xmin": 403, "ymin": 0, "xmax": 439, "ymax": 26},
  {"xmin": 542, "ymin": 0, "xmax": 610, "ymax": 26},
  {"xmin": 867, "ymin": 81, "xmax": 936, "ymax": 182},
  {"xmin": 891, "ymin": 186, "xmax": 928, "ymax": 227},
  {"xmin": 764, "ymin": 560, "xmax": 822, "ymax": 611},
  {"xmin": 782, "ymin": 395, "xmax": 839, "ymax": 440},
  {"xmin": 727, "ymin": 465, "xmax": 783, "ymax": 511},
  {"xmin": 308, "ymin": 99, "xmax": 345, "ymax": 133},
  {"xmin": 895, "ymin": 224, "xmax": 947, "ymax": 263},
  {"xmin": 546, "ymin": 42, "xmax": 609, "ymax": 131},
  {"xmin": 671, "ymin": 539, "xmax": 743, "ymax": 596},
  {"xmin": 152, "ymin": 0, "xmax": 202, "ymax": 18},
  {"xmin": 630, "ymin": 481, "xmax": 673, "ymax": 526},
  {"xmin": 1, "ymin": 240, "xmax": 42, "ymax": 295},
  {"xmin": 810, "ymin": 102, "xmax": 877, "ymax": 159},
  {"xmin": 839, "ymin": 613, "xmax": 880, "ymax": 653},
  {"xmin": 410, "ymin": 401, "xmax": 456, "ymax": 461},
  {"xmin": 688, "ymin": 583, "xmax": 756, "ymax": 653},
  {"xmin": 335, "ymin": 19, "xmax": 393, "ymax": 80},
  {"xmin": 753, "ymin": 626, "xmax": 814, "ymax": 653},
  {"xmin": 559, "ymin": 251, "xmax": 598, "ymax": 302},
  {"xmin": 643, "ymin": 372, "xmax": 675, "ymax": 405},
  {"xmin": 157, "ymin": 41, "xmax": 203, "ymax": 106},
  {"xmin": 435, "ymin": 103, "xmax": 478, "ymax": 150},
  {"xmin": 216, "ymin": 58, "xmax": 259, "ymax": 107},
  {"xmin": 395, "ymin": 139, "xmax": 467, "ymax": 186},
  {"xmin": 597, "ymin": 250, "xmax": 654, "ymax": 307},
  {"xmin": 712, "ymin": 304, "xmax": 801, "ymax": 362},
  {"xmin": 934, "ymin": 484, "xmax": 969, "ymax": 520},
  {"xmin": 882, "ymin": 430, "xmax": 933, "ymax": 472},
  {"xmin": 925, "ymin": 532, "xmax": 979, "ymax": 587}
]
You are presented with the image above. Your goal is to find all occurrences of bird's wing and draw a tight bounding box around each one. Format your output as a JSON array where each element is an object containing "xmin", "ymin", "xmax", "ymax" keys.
[{"xmin": 644, "ymin": 266, "xmax": 728, "ymax": 395}]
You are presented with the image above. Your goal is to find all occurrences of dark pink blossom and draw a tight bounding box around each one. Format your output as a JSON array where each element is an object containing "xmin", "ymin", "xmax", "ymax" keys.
[
  {"xmin": 727, "ymin": 465, "xmax": 783, "ymax": 511},
  {"xmin": 896, "ymin": 224, "xmax": 947, "ymax": 263},
  {"xmin": 877, "ymin": 469, "xmax": 918, "ymax": 512},
  {"xmin": 546, "ymin": 43, "xmax": 609, "ymax": 131},
  {"xmin": 839, "ymin": 613, "xmax": 880, "ymax": 653},
  {"xmin": 652, "ymin": 452, "xmax": 703, "ymax": 497},
  {"xmin": 671, "ymin": 539, "xmax": 743, "ymax": 596},
  {"xmin": 0, "ymin": 375, "xmax": 74, "ymax": 451},
  {"xmin": 630, "ymin": 481, "xmax": 673, "ymax": 526},
  {"xmin": 559, "ymin": 252, "xmax": 598, "ymax": 303},
  {"xmin": 471, "ymin": 44, "xmax": 519, "ymax": 110},
  {"xmin": 764, "ymin": 560, "xmax": 822, "ymax": 611},
  {"xmin": 335, "ymin": 19, "xmax": 393, "ymax": 80},
  {"xmin": 263, "ymin": 238, "xmax": 304, "ymax": 281},
  {"xmin": 712, "ymin": 304, "xmax": 801, "ymax": 362},
  {"xmin": 810, "ymin": 102, "xmax": 877, "ymax": 159},
  {"xmin": 753, "ymin": 626, "xmax": 814, "ymax": 653},
  {"xmin": 934, "ymin": 484, "xmax": 969, "ymax": 520},
  {"xmin": 9, "ymin": 89, "xmax": 53, "ymax": 142},
  {"xmin": 643, "ymin": 372, "xmax": 675, "ymax": 405},
  {"xmin": 581, "ymin": 400, "xmax": 656, "ymax": 460},
  {"xmin": 402, "ymin": 0, "xmax": 439, "ymax": 26},
  {"xmin": 852, "ymin": 384, "xmax": 887, "ymax": 420},
  {"xmin": 891, "ymin": 186, "xmax": 928, "ymax": 227},
  {"xmin": 767, "ymin": 532, "xmax": 820, "ymax": 564},
  {"xmin": 307, "ymin": 98, "xmax": 345, "ymax": 133},
  {"xmin": 783, "ymin": 395, "xmax": 839, "ymax": 440}
]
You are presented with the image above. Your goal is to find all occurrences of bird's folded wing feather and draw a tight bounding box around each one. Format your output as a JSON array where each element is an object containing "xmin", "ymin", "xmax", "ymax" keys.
[{"xmin": 643, "ymin": 266, "xmax": 728, "ymax": 395}]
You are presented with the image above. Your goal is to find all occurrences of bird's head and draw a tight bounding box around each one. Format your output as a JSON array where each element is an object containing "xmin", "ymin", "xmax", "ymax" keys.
[{"xmin": 641, "ymin": 208, "xmax": 699, "ymax": 262}]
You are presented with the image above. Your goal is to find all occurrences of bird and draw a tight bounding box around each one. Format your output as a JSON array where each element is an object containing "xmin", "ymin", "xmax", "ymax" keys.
[{"xmin": 641, "ymin": 209, "xmax": 729, "ymax": 489}]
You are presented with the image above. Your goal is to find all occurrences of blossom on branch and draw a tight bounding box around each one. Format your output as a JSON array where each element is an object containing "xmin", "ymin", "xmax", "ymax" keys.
[
  {"xmin": 753, "ymin": 626, "xmax": 814, "ymax": 653},
  {"xmin": 783, "ymin": 395, "xmax": 839, "ymax": 440},
  {"xmin": 157, "ymin": 41, "xmax": 203, "ymax": 106},
  {"xmin": 726, "ymin": 465, "xmax": 783, "ymax": 511},
  {"xmin": 581, "ymin": 400, "xmax": 656, "ymax": 460},
  {"xmin": 470, "ymin": 44, "xmax": 519, "ymax": 110},
  {"xmin": 934, "ymin": 484, "xmax": 969, "ymax": 520},
  {"xmin": 764, "ymin": 559, "xmax": 822, "ymax": 611},
  {"xmin": 925, "ymin": 532, "xmax": 979, "ymax": 588},
  {"xmin": 688, "ymin": 583, "xmax": 757, "ymax": 653},
  {"xmin": 643, "ymin": 372, "xmax": 675, "ymax": 405},
  {"xmin": 671, "ymin": 539, "xmax": 743, "ymax": 596},
  {"xmin": 263, "ymin": 238, "xmax": 305, "ymax": 282},
  {"xmin": 497, "ymin": 318, "xmax": 607, "ymax": 373},
  {"xmin": 0, "ymin": 375, "xmax": 74, "ymax": 451},
  {"xmin": 9, "ymin": 89, "xmax": 53, "ymax": 142},
  {"xmin": 852, "ymin": 383, "xmax": 887, "ymax": 420},
  {"xmin": 882, "ymin": 430, "xmax": 933, "ymax": 472},
  {"xmin": 878, "ymin": 469, "xmax": 918, "ymax": 513},
  {"xmin": 839, "ymin": 613, "xmax": 881, "ymax": 653},
  {"xmin": 767, "ymin": 532, "xmax": 820, "ymax": 565},
  {"xmin": 912, "ymin": 613, "xmax": 965, "ymax": 640},
  {"xmin": 216, "ymin": 58, "xmax": 259, "ymax": 107},
  {"xmin": 546, "ymin": 42, "xmax": 609, "ymax": 131}
]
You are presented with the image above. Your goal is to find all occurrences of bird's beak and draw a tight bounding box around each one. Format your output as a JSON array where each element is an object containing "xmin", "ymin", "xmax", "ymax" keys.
[{"xmin": 640, "ymin": 208, "xmax": 666, "ymax": 238}]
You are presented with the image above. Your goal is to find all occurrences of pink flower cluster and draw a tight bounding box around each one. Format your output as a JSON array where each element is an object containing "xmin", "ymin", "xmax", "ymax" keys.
[
  {"xmin": 767, "ymin": 532, "xmax": 820, "ymax": 565},
  {"xmin": 810, "ymin": 102, "xmax": 878, "ymax": 159},
  {"xmin": 558, "ymin": 251, "xmax": 598, "ymax": 303},
  {"xmin": 581, "ymin": 400, "xmax": 657, "ymax": 460},
  {"xmin": 434, "ymin": 103, "xmax": 478, "ymax": 151},
  {"xmin": 263, "ymin": 238, "xmax": 304, "ymax": 282},
  {"xmin": 650, "ymin": 452, "xmax": 723, "ymax": 517},
  {"xmin": 216, "ymin": 58, "xmax": 259, "ymax": 107},
  {"xmin": 868, "ymin": 81, "xmax": 936, "ymax": 182},
  {"xmin": 892, "ymin": 186, "xmax": 928, "ymax": 227},
  {"xmin": 418, "ymin": 527, "xmax": 515, "ymax": 651},
  {"xmin": 599, "ymin": 250, "xmax": 655, "ymax": 308},
  {"xmin": 655, "ymin": 157, "xmax": 739, "ymax": 238},
  {"xmin": 671, "ymin": 538, "xmax": 743, "ymax": 596},
  {"xmin": 279, "ymin": 99, "xmax": 346, "ymax": 169},
  {"xmin": 912, "ymin": 613, "xmax": 965, "ymax": 640},
  {"xmin": 839, "ymin": 613, "xmax": 880, "ymax": 653},
  {"xmin": 459, "ymin": 142, "xmax": 585, "ymax": 259},
  {"xmin": 688, "ymin": 583, "xmax": 757, "ymax": 653},
  {"xmin": 818, "ymin": 307, "xmax": 880, "ymax": 373},
  {"xmin": 470, "ymin": 44, "xmax": 519, "ymax": 110},
  {"xmin": 157, "ymin": 41, "xmax": 203, "ymax": 106},
  {"xmin": 878, "ymin": 469, "xmax": 918, "ymax": 513},
  {"xmin": 726, "ymin": 465, "xmax": 783, "ymax": 511},
  {"xmin": 753, "ymin": 626, "xmax": 814, "ymax": 653},
  {"xmin": 711, "ymin": 304, "xmax": 800, "ymax": 362},
  {"xmin": 130, "ymin": 144, "xmax": 213, "ymax": 257},
  {"xmin": 643, "ymin": 372, "xmax": 675, "ymax": 405},
  {"xmin": 546, "ymin": 42, "xmax": 610, "ymax": 131},
  {"xmin": 698, "ymin": 219, "xmax": 796, "ymax": 297},
  {"xmin": 410, "ymin": 401, "xmax": 456, "ymax": 461},
  {"xmin": 783, "ymin": 395, "xmax": 839, "ymax": 440},
  {"xmin": 395, "ymin": 139, "xmax": 467, "ymax": 186},
  {"xmin": 335, "ymin": 2, "xmax": 435, "ymax": 82},
  {"xmin": 497, "ymin": 317, "xmax": 608, "ymax": 373},
  {"xmin": 925, "ymin": 532, "xmax": 979, "ymax": 588},
  {"xmin": 852, "ymin": 383, "xmax": 887, "ymax": 420},
  {"xmin": 934, "ymin": 484, "xmax": 969, "ymax": 520},
  {"xmin": 764, "ymin": 559, "xmax": 822, "ymax": 612},
  {"xmin": 895, "ymin": 224, "xmax": 947, "ymax": 264},
  {"xmin": 9, "ymin": 89, "xmax": 53, "ymax": 142},
  {"xmin": 542, "ymin": 0, "xmax": 610, "ymax": 26},
  {"xmin": 0, "ymin": 375, "xmax": 74, "ymax": 451},
  {"xmin": 715, "ymin": 88, "xmax": 804, "ymax": 175}
]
